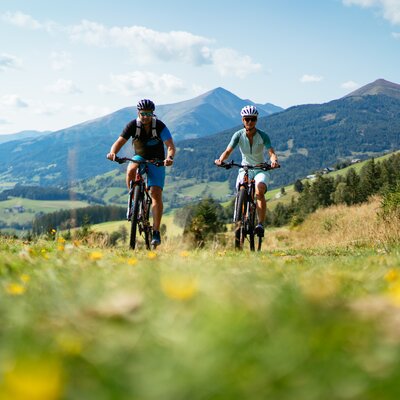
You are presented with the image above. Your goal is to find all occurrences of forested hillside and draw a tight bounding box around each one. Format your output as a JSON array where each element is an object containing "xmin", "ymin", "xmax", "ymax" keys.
[{"xmin": 173, "ymin": 94, "xmax": 400, "ymax": 190}]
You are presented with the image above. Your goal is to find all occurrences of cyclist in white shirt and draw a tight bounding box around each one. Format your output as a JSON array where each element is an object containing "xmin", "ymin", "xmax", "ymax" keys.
[{"xmin": 215, "ymin": 105, "xmax": 278, "ymax": 237}]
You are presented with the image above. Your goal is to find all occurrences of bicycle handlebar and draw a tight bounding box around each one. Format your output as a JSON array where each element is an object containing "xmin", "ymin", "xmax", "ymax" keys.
[
  {"xmin": 111, "ymin": 156, "xmax": 164, "ymax": 167},
  {"xmin": 216, "ymin": 160, "xmax": 280, "ymax": 171}
]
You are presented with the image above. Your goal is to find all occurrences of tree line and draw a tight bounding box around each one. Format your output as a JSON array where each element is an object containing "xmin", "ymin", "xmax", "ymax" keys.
[
  {"xmin": 0, "ymin": 184, "xmax": 103, "ymax": 203},
  {"xmin": 267, "ymin": 152, "xmax": 400, "ymax": 227},
  {"xmin": 32, "ymin": 205, "xmax": 125, "ymax": 234}
]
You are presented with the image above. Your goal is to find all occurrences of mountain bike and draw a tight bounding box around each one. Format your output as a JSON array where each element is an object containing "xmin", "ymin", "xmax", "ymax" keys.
[
  {"xmin": 112, "ymin": 156, "xmax": 163, "ymax": 250},
  {"xmin": 217, "ymin": 161, "xmax": 280, "ymax": 251}
]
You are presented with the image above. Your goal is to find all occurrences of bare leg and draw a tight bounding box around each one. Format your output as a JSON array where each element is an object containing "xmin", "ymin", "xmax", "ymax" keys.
[
  {"xmin": 255, "ymin": 182, "xmax": 267, "ymax": 224},
  {"xmin": 126, "ymin": 163, "xmax": 138, "ymax": 189},
  {"xmin": 150, "ymin": 186, "xmax": 163, "ymax": 231}
]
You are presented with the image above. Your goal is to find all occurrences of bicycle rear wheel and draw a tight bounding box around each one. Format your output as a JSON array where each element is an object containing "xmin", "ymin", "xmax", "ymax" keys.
[
  {"xmin": 129, "ymin": 185, "xmax": 141, "ymax": 250},
  {"xmin": 234, "ymin": 188, "xmax": 247, "ymax": 250}
]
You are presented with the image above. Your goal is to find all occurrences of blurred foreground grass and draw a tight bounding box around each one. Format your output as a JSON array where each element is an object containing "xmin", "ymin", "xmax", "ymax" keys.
[{"xmin": 1, "ymin": 237, "xmax": 400, "ymax": 399}]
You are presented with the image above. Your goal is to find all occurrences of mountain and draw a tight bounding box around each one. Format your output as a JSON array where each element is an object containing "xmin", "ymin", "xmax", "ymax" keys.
[
  {"xmin": 0, "ymin": 130, "xmax": 52, "ymax": 144},
  {"xmin": 0, "ymin": 88, "xmax": 282, "ymax": 186},
  {"xmin": 1, "ymin": 79, "xmax": 399, "ymax": 190},
  {"xmin": 172, "ymin": 82, "xmax": 400, "ymax": 190},
  {"xmin": 155, "ymin": 87, "xmax": 283, "ymax": 140},
  {"xmin": 345, "ymin": 78, "xmax": 400, "ymax": 100}
]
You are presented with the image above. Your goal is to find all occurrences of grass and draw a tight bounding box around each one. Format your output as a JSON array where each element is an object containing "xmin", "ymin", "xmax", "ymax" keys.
[
  {"xmin": 1, "ymin": 197, "xmax": 400, "ymax": 399},
  {"xmin": 1, "ymin": 237, "xmax": 400, "ymax": 399},
  {"xmin": 91, "ymin": 212, "xmax": 184, "ymax": 237}
]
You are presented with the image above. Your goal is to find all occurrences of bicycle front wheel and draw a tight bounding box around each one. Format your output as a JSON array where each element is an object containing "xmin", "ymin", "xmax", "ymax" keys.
[
  {"xmin": 248, "ymin": 202, "xmax": 257, "ymax": 251},
  {"xmin": 129, "ymin": 185, "xmax": 142, "ymax": 250},
  {"xmin": 143, "ymin": 196, "xmax": 152, "ymax": 250},
  {"xmin": 234, "ymin": 188, "xmax": 247, "ymax": 250}
]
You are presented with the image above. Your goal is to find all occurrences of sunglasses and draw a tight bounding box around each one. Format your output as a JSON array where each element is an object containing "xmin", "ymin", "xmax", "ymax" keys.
[
  {"xmin": 244, "ymin": 117, "xmax": 257, "ymax": 122},
  {"xmin": 139, "ymin": 111, "xmax": 153, "ymax": 117}
]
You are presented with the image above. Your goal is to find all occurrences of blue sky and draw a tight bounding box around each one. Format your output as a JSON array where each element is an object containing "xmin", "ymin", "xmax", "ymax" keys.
[{"xmin": 0, "ymin": 0, "xmax": 399, "ymax": 134}]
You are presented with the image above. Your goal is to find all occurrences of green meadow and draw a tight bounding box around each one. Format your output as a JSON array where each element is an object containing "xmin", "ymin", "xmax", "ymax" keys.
[{"xmin": 1, "ymin": 196, "xmax": 400, "ymax": 400}]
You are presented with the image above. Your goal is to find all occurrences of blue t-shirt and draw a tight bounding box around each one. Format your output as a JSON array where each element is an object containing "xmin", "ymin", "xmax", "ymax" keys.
[{"xmin": 228, "ymin": 128, "xmax": 272, "ymax": 165}]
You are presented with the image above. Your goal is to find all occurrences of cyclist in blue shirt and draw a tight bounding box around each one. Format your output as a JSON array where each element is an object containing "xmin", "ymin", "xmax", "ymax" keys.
[
  {"xmin": 107, "ymin": 99, "xmax": 176, "ymax": 246},
  {"xmin": 215, "ymin": 105, "xmax": 278, "ymax": 237}
]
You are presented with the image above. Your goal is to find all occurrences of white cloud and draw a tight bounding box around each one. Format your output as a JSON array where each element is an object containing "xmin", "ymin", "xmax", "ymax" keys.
[
  {"xmin": 300, "ymin": 74, "xmax": 324, "ymax": 83},
  {"xmin": 50, "ymin": 52, "xmax": 71, "ymax": 71},
  {"xmin": 0, "ymin": 118, "xmax": 9, "ymax": 125},
  {"xmin": 3, "ymin": 13, "xmax": 263, "ymax": 79},
  {"xmin": 341, "ymin": 80, "xmax": 360, "ymax": 90},
  {"xmin": 1, "ymin": 11, "xmax": 41, "ymax": 29},
  {"xmin": 46, "ymin": 79, "xmax": 82, "ymax": 94},
  {"xmin": 69, "ymin": 20, "xmax": 261, "ymax": 78},
  {"xmin": 343, "ymin": 0, "xmax": 400, "ymax": 25},
  {"xmin": 99, "ymin": 71, "xmax": 186, "ymax": 96},
  {"xmin": 2, "ymin": 94, "xmax": 29, "ymax": 108},
  {"xmin": 0, "ymin": 53, "xmax": 21, "ymax": 71},
  {"xmin": 211, "ymin": 48, "xmax": 262, "ymax": 78},
  {"xmin": 1, "ymin": 11, "xmax": 58, "ymax": 33},
  {"xmin": 69, "ymin": 20, "xmax": 213, "ymax": 65}
]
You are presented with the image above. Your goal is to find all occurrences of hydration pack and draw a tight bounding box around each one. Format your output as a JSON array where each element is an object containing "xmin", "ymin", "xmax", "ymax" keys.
[{"xmin": 135, "ymin": 117, "xmax": 160, "ymax": 141}]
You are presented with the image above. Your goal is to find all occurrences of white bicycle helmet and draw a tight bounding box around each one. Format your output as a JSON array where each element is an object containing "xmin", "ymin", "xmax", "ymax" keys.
[{"xmin": 240, "ymin": 105, "xmax": 259, "ymax": 117}]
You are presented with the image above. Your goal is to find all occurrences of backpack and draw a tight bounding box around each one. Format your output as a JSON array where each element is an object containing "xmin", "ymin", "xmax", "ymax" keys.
[{"xmin": 135, "ymin": 117, "xmax": 160, "ymax": 141}]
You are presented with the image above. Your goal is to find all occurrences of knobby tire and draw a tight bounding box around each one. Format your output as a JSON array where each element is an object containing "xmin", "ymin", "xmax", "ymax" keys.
[
  {"xmin": 235, "ymin": 188, "xmax": 247, "ymax": 250},
  {"xmin": 248, "ymin": 203, "xmax": 256, "ymax": 251},
  {"xmin": 143, "ymin": 195, "xmax": 152, "ymax": 250},
  {"xmin": 130, "ymin": 185, "xmax": 142, "ymax": 250}
]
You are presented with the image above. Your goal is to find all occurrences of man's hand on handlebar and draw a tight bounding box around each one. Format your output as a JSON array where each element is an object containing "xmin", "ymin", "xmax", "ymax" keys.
[
  {"xmin": 164, "ymin": 157, "xmax": 174, "ymax": 167},
  {"xmin": 271, "ymin": 160, "xmax": 279, "ymax": 169},
  {"xmin": 106, "ymin": 153, "xmax": 116, "ymax": 161},
  {"xmin": 214, "ymin": 159, "xmax": 224, "ymax": 166}
]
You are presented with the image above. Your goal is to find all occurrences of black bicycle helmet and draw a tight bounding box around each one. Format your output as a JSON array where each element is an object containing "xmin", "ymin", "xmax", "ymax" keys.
[{"xmin": 137, "ymin": 99, "xmax": 155, "ymax": 111}]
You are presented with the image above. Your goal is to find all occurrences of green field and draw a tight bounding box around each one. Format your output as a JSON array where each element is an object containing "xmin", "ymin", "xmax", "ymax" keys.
[
  {"xmin": 0, "ymin": 198, "xmax": 90, "ymax": 226},
  {"xmin": 1, "ymin": 233, "xmax": 400, "ymax": 399},
  {"xmin": 1, "ymin": 193, "xmax": 400, "ymax": 399}
]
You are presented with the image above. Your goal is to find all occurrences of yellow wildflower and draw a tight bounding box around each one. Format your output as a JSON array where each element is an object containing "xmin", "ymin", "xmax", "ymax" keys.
[
  {"xmin": 179, "ymin": 251, "xmax": 190, "ymax": 258},
  {"xmin": 6, "ymin": 283, "xmax": 25, "ymax": 296},
  {"xmin": 89, "ymin": 251, "xmax": 103, "ymax": 261},
  {"xmin": 385, "ymin": 269, "xmax": 400, "ymax": 283},
  {"xmin": 147, "ymin": 251, "xmax": 157, "ymax": 260},
  {"xmin": 0, "ymin": 358, "xmax": 63, "ymax": 400},
  {"xmin": 57, "ymin": 237, "xmax": 66, "ymax": 244},
  {"xmin": 127, "ymin": 257, "xmax": 138, "ymax": 266},
  {"xmin": 387, "ymin": 281, "xmax": 400, "ymax": 307},
  {"xmin": 161, "ymin": 276, "xmax": 198, "ymax": 301},
  {"xmin": 57, "ymin": 245, "xmax": 65, "ymax": 252}
]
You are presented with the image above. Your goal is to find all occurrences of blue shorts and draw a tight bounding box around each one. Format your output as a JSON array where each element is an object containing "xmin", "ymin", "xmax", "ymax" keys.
[{"xmin": 131, "ymin": 155, "xmax": 165, "ymax": 190}]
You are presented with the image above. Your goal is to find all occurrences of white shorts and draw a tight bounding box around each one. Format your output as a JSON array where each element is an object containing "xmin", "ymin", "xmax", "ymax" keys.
[{"xmin": 236, "ymin": 169, "xmax": 271, "ymax": 191}]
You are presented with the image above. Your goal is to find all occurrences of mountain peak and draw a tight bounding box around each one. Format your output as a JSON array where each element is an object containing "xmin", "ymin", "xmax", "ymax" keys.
[{"xmin": 345, "ymin": 78, "xmax": 400, "ymax": 99}]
